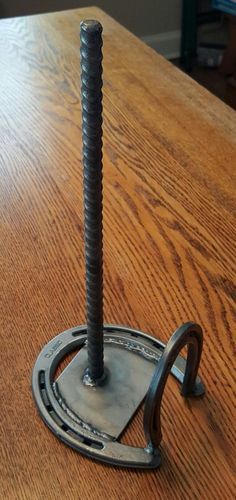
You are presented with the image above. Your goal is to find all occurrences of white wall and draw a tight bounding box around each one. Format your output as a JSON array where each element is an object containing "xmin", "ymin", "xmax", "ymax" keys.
[
  {"xmin": 1, "ymin": 1, "xmax": 182, "ymax": 34},
  {"xmin": 0, "ymin": 1, "xmax": 183, "ymax": 57}
]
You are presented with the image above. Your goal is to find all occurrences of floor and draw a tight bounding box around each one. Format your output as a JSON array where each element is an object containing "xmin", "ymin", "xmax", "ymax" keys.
[
  {"xmin": 186, "ymin": 63, "xmax": 236, "ymax": 110},
  {"xmin": 171, "ymin": 20, "xmax": 236, "ymax": 111},
  {"xmin": 172, "ymin": 58, "xmax": 236, "ymax": 111}
]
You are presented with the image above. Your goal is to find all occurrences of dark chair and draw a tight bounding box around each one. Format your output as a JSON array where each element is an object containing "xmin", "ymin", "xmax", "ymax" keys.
[{"xmin": 181, "ymin": 0, "xmax": 222, "ymax": 71}]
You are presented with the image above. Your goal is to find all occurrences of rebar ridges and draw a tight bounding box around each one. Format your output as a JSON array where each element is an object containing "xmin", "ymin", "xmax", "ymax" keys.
[{"xmin": 80, "ymin": 20, "xmax": 104, "ymax": 382}]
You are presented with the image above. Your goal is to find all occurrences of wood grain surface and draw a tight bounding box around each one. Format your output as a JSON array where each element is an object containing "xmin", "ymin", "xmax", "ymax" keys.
[{"xmin": 0, "ymin": 7, "xmax": 236, "ymax": 500}]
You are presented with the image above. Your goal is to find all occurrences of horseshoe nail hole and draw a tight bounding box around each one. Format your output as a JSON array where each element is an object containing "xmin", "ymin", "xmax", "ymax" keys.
[
  {"xmin": 40, "ymin": 387, "xmax": 55, "ymax": 413},
  {"xmin": 39, "ymin": 370, "xmax": 45, "ymax": 389},
  {"xmin": 66, "ymin": 430, "xmax": 104, "ymax": 450},
  {"xmin": 129, "ymin": 331, "xmax": 138, "ymax": 338},
  {"xmin": 83, "ymin": 438, "xmax": 92, "ymax": 446},
  {"xmin": 151, "ymin": 340, "xmax": 164, "ymax": 352},
  {"xmin": 83, "ymin": 438, "xmax": 104, "ymax": 450},
  {"xmin": 71, "ymin": 330, "xmax": 85, "ymax": 337},
  {"xmin": 67, "ymin": 429, "xmax": 84, "ymax": 442},
  {"xmin": 90, "ymin": 441, "xmax": 104, "ymax": 450},
  {"xmin": 49, "ymin": 410, "xmax": 63, "ymax": 427},
  {"xmin": 41, "ymin": 388, "xmax": 51, "ymax": 407},
  {"xmin": 61, "ymin": 423, "xmax": 69, "ymax": 432}
]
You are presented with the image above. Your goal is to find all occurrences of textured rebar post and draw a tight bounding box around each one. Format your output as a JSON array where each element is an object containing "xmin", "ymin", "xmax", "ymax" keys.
[{"xmin": 80, "ymin": 20, "xmax": 104, "ymax": 383}]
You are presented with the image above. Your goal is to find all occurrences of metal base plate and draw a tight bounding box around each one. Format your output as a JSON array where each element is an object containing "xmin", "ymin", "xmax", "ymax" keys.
[
  {"xmin": 32, "ymin": 324, "xmax": 199, "ymax": 468},
  {"xmin": 57, "ymin": 343, "xmax": 155, "ymax": 439}
]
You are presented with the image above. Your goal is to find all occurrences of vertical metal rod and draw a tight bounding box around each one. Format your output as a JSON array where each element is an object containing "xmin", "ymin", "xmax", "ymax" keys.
[{"xmin": 80, "ymin": 20, "xmax": 104, "ymax": 383}]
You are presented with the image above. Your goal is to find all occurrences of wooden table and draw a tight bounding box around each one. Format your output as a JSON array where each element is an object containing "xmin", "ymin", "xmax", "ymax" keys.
[{"xmin": 0, "ymin": 6, "xmax": 235, "ymax": 499}]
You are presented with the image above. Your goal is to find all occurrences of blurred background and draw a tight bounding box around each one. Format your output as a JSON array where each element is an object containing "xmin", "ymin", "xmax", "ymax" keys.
[{"xmin": 0, "ymin": 1, "xmax": 235, "ymax": 109}]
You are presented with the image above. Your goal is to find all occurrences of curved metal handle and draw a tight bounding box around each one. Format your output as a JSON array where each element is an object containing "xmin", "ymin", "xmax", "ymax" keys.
[{"xmin": 143, "ymin": 322, "xmax": 205, "ymax": 451}]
